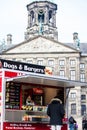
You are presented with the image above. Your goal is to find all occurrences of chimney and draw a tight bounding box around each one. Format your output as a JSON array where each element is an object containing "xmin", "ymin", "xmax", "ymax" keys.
[
  {"xmin": 73, "ymin": 32, "xmax": 78, "ymax": 43},
  {"xmin": 7, "ymin": 34, "xmax": 12, "ymax": 45}
]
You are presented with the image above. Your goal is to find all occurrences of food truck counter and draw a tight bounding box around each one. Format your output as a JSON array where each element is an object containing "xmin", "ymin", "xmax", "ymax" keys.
[
  {"xmin": 5, "ymin": 105, "xmax": 49, "ymax": 123},
  {"xmin": 5, "ymin": 108, "xmax": 68, "ymax": 130}
]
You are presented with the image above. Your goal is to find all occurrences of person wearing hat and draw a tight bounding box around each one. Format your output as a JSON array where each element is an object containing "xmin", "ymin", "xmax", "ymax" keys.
[{"xmin": 47, "ymin": 96, "xmax": 65, "ymax": 130}]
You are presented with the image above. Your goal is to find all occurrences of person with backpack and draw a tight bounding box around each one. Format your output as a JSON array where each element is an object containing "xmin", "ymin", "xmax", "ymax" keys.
[{"xmin": 69, "ymin": 116, "xmax": 76, "ymax": 130}]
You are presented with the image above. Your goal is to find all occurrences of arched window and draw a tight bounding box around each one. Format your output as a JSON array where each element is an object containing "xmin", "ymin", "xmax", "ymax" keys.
[
  {"xmin": 38, "ymin": 10, "xmax": 44, "ymax": 23},
  {"xmin": 49, "ymin": 10, "xmax": 52, "ymax": 23}
]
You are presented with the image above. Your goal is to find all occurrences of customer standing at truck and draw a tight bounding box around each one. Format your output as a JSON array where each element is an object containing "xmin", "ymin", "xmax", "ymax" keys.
[{"xmin": 47, "ymin": 96, "xmax": 65, "ymax": 130}]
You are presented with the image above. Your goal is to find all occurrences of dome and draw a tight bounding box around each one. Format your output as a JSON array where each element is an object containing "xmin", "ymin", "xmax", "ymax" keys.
[{"xmin": 29, "ymin": 0, "xmax": 53, "ymax": 2}]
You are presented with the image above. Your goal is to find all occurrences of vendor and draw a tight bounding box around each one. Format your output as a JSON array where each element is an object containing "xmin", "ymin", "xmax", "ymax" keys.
[{"xmin": 26, "ymin": 95, "xmax": 35, "ymax": 106}]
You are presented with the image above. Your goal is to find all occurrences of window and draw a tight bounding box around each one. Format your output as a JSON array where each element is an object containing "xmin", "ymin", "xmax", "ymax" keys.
[
  {"xmin": 17, "ymin": 59, "xmax": 22, "ymax": 62},
  {"xmin": 23, "ymin": 58, "xmax": 26, "ymax": 62},
  {"xmin": 80, "ymin": 73, "xmax": 85, "ymax": 82},
  {"xmin": 27, "ymin": 60, "xmax": 33, "ymax": 64},
  {"xmin": 49, "ymin": 10, "xmax": 52, "ymax": 24},
  {"xmin": 70, "ymin": 93, "xmax": 76, "ymax": 99},
  {"xmin": 38, "ymin": 10, "xmax": 44, "ymax": 23},
  {"xmin": 71, "ymin": 103, "xmax": 76, "ymax": 114},
  {"xmin": 48, "ymin": 60, "xmax": 54, "ymax": 66},
  {"xmin": 80, "ymin": 63, "xmax": 85, "ymax": 69},
  {"xmin": 70, "ymin": 60, "xmax": 75, "ymax": 66},
  {"xmin": 37, "ymin": 60, "xmax": 43, "ymax": 65},
  {"xmin": 12, "ymin": 58, "xmax": 16, "ymax": 61},
  {"xmin": 59, "ymin": 60, "xmax": 65, "ymax": 66},
  {"xmin": 81, "ymin": 95, "xmax": 86, "ymax": 100},
  {"xmin": 70, "ymin": 70, "xmax": 75, "ymax": 80},
  {"xmin": 59, "ymin": 70, "xmax": 64, "ymax": 77},
  {"xmin": 81, "ymin": 105, "xmax": 86, "ymax": 115}
]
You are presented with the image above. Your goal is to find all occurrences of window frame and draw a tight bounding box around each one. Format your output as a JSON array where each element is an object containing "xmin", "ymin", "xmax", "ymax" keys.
[
  {"xmin": 71, "ymin": 103, "xmax": 76, "ymax": 115},
  {"xmin": 70, "ymin": 70, "xmax": 76, "ymax": 80}
]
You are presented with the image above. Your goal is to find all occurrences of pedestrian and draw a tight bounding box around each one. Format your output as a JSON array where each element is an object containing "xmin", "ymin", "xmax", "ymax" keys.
[
  {"xmin": 83, "ymin": 118, "xmax": 87, "ymax": 130},
  {"xmin": 47, "ymin": 96, "xmax": 65, "ymax": 130},
  {"xmin": 69, "ymin": 116, "xmax": 76, "ymax": 130}
]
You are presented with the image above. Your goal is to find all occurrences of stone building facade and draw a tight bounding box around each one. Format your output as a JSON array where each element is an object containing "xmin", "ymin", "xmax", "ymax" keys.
[{"xmin": 0, "ymin": 0, "xmax": 87, "ymax": 128}]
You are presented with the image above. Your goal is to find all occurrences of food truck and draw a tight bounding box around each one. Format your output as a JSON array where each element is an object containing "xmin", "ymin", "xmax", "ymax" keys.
[{"xmin": 0, "ymin": 59, "xmax": 87, "ymax": 130}]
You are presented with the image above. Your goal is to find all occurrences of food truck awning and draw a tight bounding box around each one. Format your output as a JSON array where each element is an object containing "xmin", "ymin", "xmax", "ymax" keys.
[{"xmin": 6, "ymin": 72, "xmax": 87, "ymax": 88}]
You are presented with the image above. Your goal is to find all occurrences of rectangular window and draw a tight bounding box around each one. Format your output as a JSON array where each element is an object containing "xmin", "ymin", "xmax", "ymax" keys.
[
  {"xmin": 70, "ymin": 60, "xmax": 75, "ymax": 66},
  {"xmin": 59, "ymin": 60, "xmax": 65, "ymax": 66},
  {"xmin": 71, "ymin": 93, "xmax": 76, "ymax": 99},
  {"xmin": 80, "ymin": 63, "xmax": 85, "ymax": 69},
  {"xmin": 71, "ymin": 103, "xmax": 76, "ymax": 114},
  {"xmin": 81, "ymin": 105, "xmax": 86, "ymax": 115},
  {"xmin": 81, "ymin": 95, "xmax": 86, "ymax": 100},
  {"xmin": 59, "ymin": 70, "xmax": 64, "ymax": 77},
  {"xmin": 70, "ymin": 70, "xmax": 75, "ymax": 80},
  {"xmin": 48, "ymin": 60, "xmax": 54, "ymax": 66},
  {"xmin": 80, "ymin": 73, "xmax": 85, "ymax": 82},
  {"xmin": 37, "ymin": 60, "xmax": 43, "ymax": 65},
  {"xmin": 12, "ymin": 58, "xmax": 16, "ymax": 61},
  {"xmin": 27, "ymin": 60, "xmax": 33, "ymax": 64},
  {"xmin": 23, "ymin": 58, "xmax": 26, "ymax": 62}
]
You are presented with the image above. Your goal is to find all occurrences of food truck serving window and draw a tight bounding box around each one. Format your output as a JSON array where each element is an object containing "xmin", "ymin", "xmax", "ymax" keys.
[
  {"xmin": 5, "ymin": 72, "xmax": 87, "ymax": 125},
  {"xmin": 5, "ymin": 81, "xmax": 65, "ymax": 123}
]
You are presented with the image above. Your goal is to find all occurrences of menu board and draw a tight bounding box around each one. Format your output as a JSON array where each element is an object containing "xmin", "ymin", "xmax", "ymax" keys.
[{"xmin": 5, "ymin": 82, "xmax": 21, "ymax": 109}]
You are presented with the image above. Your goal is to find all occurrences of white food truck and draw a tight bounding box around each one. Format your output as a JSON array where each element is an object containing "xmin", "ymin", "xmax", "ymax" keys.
[{"xmin": 0, "ymin": 59, "xmax": 87, "ymax": 130}]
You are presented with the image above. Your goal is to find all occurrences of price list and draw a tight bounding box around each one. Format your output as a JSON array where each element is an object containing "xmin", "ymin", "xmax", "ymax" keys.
[{"xmin": 5, "ymin": 82, "xmax": 21, "ymax": 109}]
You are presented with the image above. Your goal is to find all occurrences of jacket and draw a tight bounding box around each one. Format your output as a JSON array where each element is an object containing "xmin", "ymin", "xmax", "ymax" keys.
[{"xmin": 47, "ymin": 98, "xmax": 65, "ymax": 125}]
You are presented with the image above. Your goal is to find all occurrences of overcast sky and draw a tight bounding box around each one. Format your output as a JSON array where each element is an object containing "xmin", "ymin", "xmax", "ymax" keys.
[{"xmin": 0, "ymin": 0, "xmax": 87, "ymax": 44}]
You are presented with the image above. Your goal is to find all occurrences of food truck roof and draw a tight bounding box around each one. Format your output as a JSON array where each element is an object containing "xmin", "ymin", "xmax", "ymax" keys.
[{"xmin": 6, "ymin": 72, "xmax": 87, "ymax": 88}]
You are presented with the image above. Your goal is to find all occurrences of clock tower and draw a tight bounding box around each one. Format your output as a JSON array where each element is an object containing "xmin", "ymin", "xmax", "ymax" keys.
[{"xmin": 24, "ymin": 0, "xmax": 58, "ymax": 41}]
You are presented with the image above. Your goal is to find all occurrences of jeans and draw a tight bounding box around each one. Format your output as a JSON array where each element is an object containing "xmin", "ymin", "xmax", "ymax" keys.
[
  {"xmin": 69, "ymin": 124, "xmax": 74, "ymax": 130},
  {"xmin": 51, "ymin": 125, "xmax": 62, "ymax": 130}
]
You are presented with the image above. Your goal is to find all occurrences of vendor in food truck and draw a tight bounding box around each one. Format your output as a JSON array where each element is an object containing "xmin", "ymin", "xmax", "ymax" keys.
[{"xmin": 26, "ymin": 95, "xmax": 35, "ymax": 106}]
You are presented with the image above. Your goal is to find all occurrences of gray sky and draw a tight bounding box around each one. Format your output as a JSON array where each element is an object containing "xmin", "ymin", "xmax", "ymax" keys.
[{"xmin": 0, "ymin": 0, "xmax": 87, "ymax": 44}]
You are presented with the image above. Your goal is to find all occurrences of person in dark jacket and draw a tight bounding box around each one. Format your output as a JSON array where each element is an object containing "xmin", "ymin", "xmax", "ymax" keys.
[
  {"xmin": 83, "ymin": 117, "xmax": 87, "ymax": 130},
  {"xmin": 47, "ymin": 96, "xmax": 65, "ymax": 130},
  {"xmin": 69, "ymin": 116, "xmax": 76, "ymax": 130}
]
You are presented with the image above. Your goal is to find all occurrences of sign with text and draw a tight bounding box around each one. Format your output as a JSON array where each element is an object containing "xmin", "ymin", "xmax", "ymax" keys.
[
  {"xmin": 0, "ymin": 59, "xmax": 45, "ymax": 74},
  {"xmin": 3, "ymin": 122, "xmax": 50, "ymax": 130},
  {"xmin": 3, "ymin": 122, "xmax": 67, "ymax": 130},
  {"xmin": 5, "ymin": 82, "xmax": 21, "ymax": 109}
]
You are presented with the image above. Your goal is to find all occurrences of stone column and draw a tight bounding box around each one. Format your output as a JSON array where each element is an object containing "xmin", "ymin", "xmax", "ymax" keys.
[{"xmin": 28, "ymin": 12, "xmax": 31, "ymax": 28}]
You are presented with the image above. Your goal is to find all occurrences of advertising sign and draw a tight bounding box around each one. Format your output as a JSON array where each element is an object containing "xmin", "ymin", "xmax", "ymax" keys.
[
  {"xmin": 0, "ymin": 59, "xmax": 52, "ymax": 75},
  {"xmin": 0, "ymin": 59, "xmax": 45, "ymax": 74},
  {"xmin": 3, "ymin": 122, "xmax": 67, "ymax": 130},
  {"xmin": 3, "ymin": 122, "xmax": 50, "ymax": 130}
]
